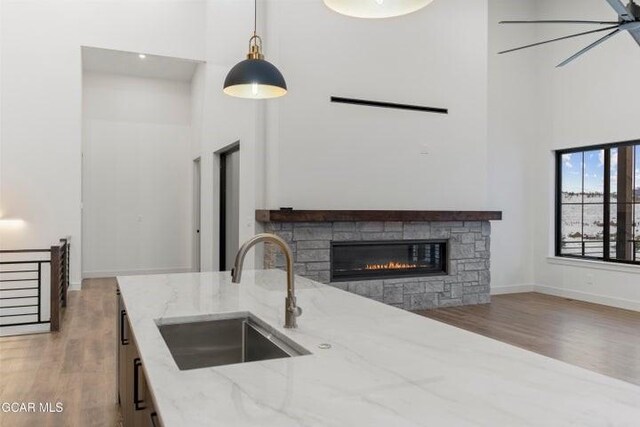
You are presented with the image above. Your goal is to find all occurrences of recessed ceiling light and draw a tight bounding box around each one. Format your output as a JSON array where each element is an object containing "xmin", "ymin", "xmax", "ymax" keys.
[{"xmin": 138, "ymin": 54, "xmax": 147, "ymax": 59}]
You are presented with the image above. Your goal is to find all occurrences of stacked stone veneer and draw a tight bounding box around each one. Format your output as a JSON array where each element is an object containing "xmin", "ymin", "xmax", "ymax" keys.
[{"xmin": 263, "ymin": 221, "xmax": 491, "ymax": 310}]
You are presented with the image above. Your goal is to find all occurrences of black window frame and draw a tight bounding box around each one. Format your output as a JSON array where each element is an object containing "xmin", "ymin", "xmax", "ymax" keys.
[{"xmin": 555, "ymin": 139, "xmax": 640, "ymax": 265}]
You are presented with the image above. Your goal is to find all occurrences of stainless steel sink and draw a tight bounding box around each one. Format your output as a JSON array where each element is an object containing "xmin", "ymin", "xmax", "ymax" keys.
[{"xmin": 157, "ymin": 314, "xmax": 310, "ymax": 370}]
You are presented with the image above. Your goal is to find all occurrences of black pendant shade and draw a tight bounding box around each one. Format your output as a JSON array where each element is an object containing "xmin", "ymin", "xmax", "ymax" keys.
[
  {"xmin": 223, "ymin": 0, "xmax": 287, "ymax": 99},
  {"xmin": 223, "ymin": 58, "xmax": 287, "ymax": 99}
]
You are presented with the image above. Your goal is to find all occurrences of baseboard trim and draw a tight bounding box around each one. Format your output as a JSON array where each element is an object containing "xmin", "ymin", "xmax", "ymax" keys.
[
  {"xmin": 490, "ymin": 283, "xmax": 640, "ymax": 311},
  {"xmin": 491, "ymin": 284, "xmax": 535, "ymax": 295},
  {"xmin": 82, "ymin": 267, "xmax": 193, "ymax": 279},
  {"xmin": 534, "ymin": 285, "xmax": 640, "ymax": 312},
  {"xmin": 69, "ymin": 282, "xmax": 81, "ymax": 291}
]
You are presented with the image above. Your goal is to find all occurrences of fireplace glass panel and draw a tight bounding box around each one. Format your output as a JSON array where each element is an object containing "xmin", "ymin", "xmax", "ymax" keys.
[{"xmin": 331, "ymin": 240, "xmax": 447, "ymax": 281}]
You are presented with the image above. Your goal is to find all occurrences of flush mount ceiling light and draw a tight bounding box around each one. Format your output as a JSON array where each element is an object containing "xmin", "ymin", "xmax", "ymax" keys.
[
  {"xmin": 138, "ymin": 53, "xmax": 146, "ymax": 59},
  {"xmin": 223, "ymin": 0, "xmax": 287, "ymax": 99},
  {"xmin": 323, "ymin": 0, "xmax": 434, "ymax": 19}
]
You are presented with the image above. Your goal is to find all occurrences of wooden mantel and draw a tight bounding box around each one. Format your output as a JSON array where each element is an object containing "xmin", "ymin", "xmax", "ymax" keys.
[{"xmin": 256, "ymin": 210, "xmax": 502, "ymax": 223}]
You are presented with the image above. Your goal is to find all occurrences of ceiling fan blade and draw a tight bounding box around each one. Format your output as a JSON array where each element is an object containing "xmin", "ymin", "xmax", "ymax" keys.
[
  {"xmin": 557, "ymin": 29, "xmax": 621, "ymax": 67},
  {"xmin": 629, "ymin": 28, "xmax": 640, "ymax": 47},
  {"xmin": 500, "ymin": 20, "xmax": 619, "ymax": 25},
  {"xmin": 498, "ymin": 25, "xmax": 619, "ymax": 54},
  {"xmin": 605, "ymin": 0, "xmax": 635, "ymax": 21}
]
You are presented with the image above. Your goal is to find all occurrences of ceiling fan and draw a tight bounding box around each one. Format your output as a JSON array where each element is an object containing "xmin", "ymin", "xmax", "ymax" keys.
[{"xmin": 499, "ymin": 0, "xmax": 640, "ymax": 67}]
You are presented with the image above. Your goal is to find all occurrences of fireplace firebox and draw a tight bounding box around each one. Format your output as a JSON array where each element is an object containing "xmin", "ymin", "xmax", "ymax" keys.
[{"xmin": 330, "ymin": 240, "xmax": 448, "ymax": 282}]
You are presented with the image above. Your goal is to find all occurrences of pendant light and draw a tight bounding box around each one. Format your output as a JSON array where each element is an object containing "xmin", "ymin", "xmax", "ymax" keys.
[
  {"xmin": 323, "ymin": 0, "xmax": 434, "ymax": 19},
  {"xmin": 223, "ymin": 0, "xmax": 287, "ymax": 99}
]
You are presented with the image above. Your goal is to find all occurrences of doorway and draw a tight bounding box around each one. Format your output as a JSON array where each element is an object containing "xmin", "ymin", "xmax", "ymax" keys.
[
  {"xmin": 219, "ymin": 143, "xmax": 240, "ymax": 271},
  {"xmin": 193, "ymin": 157, "xmax": 201, "ymax": 272},
  {"xmin": 80, "ymin": 47, "xmax": 200, "ymax": 278}
]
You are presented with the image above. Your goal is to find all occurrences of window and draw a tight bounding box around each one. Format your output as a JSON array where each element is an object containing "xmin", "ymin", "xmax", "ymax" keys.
[{"xmin": 556, "ymin": 141, "xmax": 640, "ymax": 264}]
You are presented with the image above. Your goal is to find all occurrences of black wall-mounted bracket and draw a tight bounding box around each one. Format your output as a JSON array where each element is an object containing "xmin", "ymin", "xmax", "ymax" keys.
[{"xmin": 330, "ymin": 96, "xmax": 448, "ymax": 115}]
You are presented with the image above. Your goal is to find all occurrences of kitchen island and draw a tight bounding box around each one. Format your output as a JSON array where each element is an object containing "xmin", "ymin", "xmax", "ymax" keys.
[{"xmin": 117, "ymin": 270, "xmax": 640, "ymax": 426}]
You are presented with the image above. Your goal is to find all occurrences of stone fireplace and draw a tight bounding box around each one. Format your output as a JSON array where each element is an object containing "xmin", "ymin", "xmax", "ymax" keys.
[{"xmin": 258, "ymin": 210, "xmax": 501, "ymax": 310}]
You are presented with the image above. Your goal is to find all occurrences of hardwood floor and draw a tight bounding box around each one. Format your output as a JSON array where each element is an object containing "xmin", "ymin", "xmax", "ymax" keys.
[
  {"xmin": 0, "ymin": 278, "xmax": 119, "ymax": 427},
  {"xmin": 1, "ymin": 284, "xmax": 639, "ymax": 426},
  {"xmin": 416, "ymin": 292, "xmax": 640, "ymax": 386}
]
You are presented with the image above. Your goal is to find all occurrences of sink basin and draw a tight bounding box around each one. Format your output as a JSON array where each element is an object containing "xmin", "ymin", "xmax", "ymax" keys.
[{"xmin": 157, "ymin": 313, "xmax": 310, "ymax": 370}]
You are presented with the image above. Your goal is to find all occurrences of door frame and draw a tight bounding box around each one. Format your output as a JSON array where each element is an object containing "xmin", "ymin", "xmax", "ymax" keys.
[
  {"xmin": 217, "ymin": 142, "xmax": 240, "ymax": 270},
  {"xmin": 192, "ymin": 157, "xmax": 201, "ymax": 272}
]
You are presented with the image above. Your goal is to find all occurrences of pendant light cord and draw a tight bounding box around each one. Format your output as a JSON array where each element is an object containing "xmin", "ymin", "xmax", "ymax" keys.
[
  {"xmin": 247, "ymin": 0, "xmax": 262, "ymax": 55},
  {"xmin": 254, "ymin": 0, "xmax": 257, "ymax": 37}
]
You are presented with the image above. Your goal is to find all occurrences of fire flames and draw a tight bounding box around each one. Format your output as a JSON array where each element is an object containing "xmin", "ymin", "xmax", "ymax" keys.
[{"xmin": 365, "ymin": 261, "xmax": 418, "ymax": 270}]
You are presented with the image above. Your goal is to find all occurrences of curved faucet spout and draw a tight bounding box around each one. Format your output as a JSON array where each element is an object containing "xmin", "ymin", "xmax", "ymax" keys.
[{"xmin": 231, "ymin": 233, "xmax": 302, "ymax": 328}]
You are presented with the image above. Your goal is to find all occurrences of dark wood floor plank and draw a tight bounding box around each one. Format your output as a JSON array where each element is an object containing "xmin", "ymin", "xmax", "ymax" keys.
[{"xmin": 415, "ymin": 292, "xmax": 640, "ymax": 385}]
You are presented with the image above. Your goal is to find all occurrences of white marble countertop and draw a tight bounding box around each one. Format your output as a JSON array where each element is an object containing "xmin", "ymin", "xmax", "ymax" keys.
[{"xmin": 118, "ymin": 270, "xmax": 640, "ymax": 427}]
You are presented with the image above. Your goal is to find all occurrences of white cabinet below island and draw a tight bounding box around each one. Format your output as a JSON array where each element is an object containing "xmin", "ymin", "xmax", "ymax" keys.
[{"xmin": 117, "ymin": 270, "xmax": 640, "ymax": 427}]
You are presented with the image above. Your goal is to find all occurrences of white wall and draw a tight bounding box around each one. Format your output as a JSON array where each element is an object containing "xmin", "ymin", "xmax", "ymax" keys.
[
  {"xmin": 82, "ymin": 72, "xmax": 193, "ymax": 277},
  {"xmin": 0, "ymin": 0, "xmax": 4, "ymax": 221},
  {"xmin": 529, "ymin": 0, "xmax": 640, "ymax": 310},
  {"xmin": 3, "ymin": 0, "xmax": 636, "ymax": 309},
  {"xmin": 0, "ymin": 0, "xmax": 522, "ymax": 288},
  {"xmin": 1, "ymin": 0, "xmax": 268, "ymax": 281},
  {"xmin": 0, "ymin": 0, "xmax": 205, "ymax": 285},
  {"xmin": 265, "ymin": 0, "xmax": 489, "ymax": 210},
  {"xmin": 200, "ymin": 0, "xmax": 537, "ymax": 291},
  {"xmin": 193, "ymin": 0, "xmax": 267, "ymax": 272},
  {"xmin": 262, "ymin": 1, "xmax": 536, "ymax": 289},
  {"xmin": 487, "ymin": 0, "xmax": 640, "ymax": 309},
  {"xmin": 487, "ymin": 0, "xmax": 538, "ymax": 291}
]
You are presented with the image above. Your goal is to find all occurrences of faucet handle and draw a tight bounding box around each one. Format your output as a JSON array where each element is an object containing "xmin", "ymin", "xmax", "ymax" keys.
[{"xmin": 286, "ymin": 297, "xmax": 302, "ymax": 317}]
